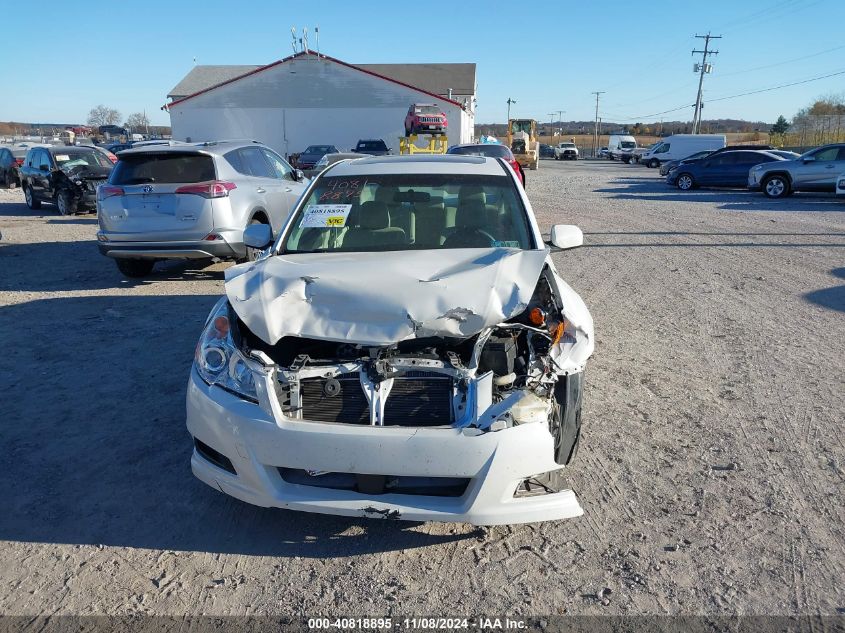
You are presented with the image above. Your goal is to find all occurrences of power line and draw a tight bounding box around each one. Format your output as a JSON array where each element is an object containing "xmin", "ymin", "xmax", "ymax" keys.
[
  {"xmin": 706, "ymin": 68, "xmax": 845, "ymax": 103},
  {"xmin": 718, "ymin": 43, "xmax": 845, "ymax": 77}
]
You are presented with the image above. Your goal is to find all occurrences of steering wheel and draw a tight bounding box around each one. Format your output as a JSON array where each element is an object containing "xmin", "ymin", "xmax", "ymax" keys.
[{"xmin": 444, "ymin": 227, "xmax": 497, "ymax": 248}]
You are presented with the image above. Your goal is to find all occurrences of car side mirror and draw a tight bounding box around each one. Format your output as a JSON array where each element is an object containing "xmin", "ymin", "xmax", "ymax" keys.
[
  {"xmin": 295, "ymin": 169, "xmax": 304, "ymax": 181},
  {"xmin": 549, "ymin": 224, "xmax": 583, "ymax": 250},
  {"xmin": 802, "ymin": 156, "xmax": 815, "ymax": 163},
  {"xmin": 243, "ymin": 223, "xmax": 273, "ymax": 250}
]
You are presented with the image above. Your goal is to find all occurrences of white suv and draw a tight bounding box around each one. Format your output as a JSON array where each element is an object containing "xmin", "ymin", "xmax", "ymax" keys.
[{"xmin": 97, "ymin": 140, "xmax": 308, "ymax": 277}]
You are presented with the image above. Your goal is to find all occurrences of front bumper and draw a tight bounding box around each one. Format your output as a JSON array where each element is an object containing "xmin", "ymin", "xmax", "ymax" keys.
[{"xmin": 186, "ymin": 368, "xmax": 583, "ymax": 525}]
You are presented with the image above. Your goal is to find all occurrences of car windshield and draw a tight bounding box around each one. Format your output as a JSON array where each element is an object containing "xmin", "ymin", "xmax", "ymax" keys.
[
  {"xmin": 357, "ymin": 141, "xmax": 387, "ymax": 151},
  {"xmin": 415, "ymin": 105, "xmax": 440, "ymax": 114},
  {"xmin": 304, "ymin": 145, "xmax": 334, "ymax": 154},
  {"xmin": 448, "ymin": 145, "xmax": 512, "ymax": 159},
  {"xmin": 620, "ymin": 141, "xmax": 636, "ymax": 149},
  {"xmin": 53, "ymin": 150, "xmax": 111, "ymax": 169},
  {"xmin": 561, "ymin": 143, "xmax": 576, "ymax": 148},
  {"xmin": 282, "ymin": 174, "xmax": 533, "ymax": 254}
]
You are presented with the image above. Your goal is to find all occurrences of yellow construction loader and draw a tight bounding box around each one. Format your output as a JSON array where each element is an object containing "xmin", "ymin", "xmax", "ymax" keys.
[{"xmin": 507, "ymin": 119, "xmax": 540, "ymax": 170}]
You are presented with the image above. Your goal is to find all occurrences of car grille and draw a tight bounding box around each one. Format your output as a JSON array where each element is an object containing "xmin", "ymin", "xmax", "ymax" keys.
[
  {"xmin": 298, "ymin": 371, "xmax": 453, "ymax": 426},
  {"xmin": 278, "ymin": 468, "xmax": 470, "ymax": 497},
  {"xmin": 419, "ymin": 117, "xmax": 441, "ymax": 123}
]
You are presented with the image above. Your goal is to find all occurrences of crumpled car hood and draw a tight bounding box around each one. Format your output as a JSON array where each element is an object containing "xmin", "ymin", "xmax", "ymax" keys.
[{"xmin": 225, "ymin": 248, "xmax": 548, "ymax": 347}]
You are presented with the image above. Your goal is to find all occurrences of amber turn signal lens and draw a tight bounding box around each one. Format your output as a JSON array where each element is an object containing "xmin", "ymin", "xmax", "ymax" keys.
[
  {"xmin": 550, "ymin": 321, "xmax": 565, "ymax": 345},
  {"xmin": 213, "ymin": 315, "xmax": 230, "ymax": 338},
  {"xmin": 529, "ymin": 307, "xmax": 545, "ymax": 326}
]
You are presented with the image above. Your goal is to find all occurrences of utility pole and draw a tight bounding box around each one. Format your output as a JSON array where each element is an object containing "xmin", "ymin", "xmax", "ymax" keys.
[
  {"xmin": 558, "ymin": 110, "xmax": 565, "ymax": 137},
  {"xmin": 506, "ymin": 98, "xmax": 516, "ymax": 122},
  {"xmin": 691, "ymin": 33, "xmax": 720, "ymax": 134},
  {"xmin": 591, "ymin": 92, "xmax": 604, "ymax": 156}
]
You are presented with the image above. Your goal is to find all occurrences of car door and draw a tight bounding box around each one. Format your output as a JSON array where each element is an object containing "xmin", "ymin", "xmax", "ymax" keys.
[
  {"xmin": 261, "ymin": 147, "xmax": 307, "ymax": 230},
  {"xmin": 697, "ymin": 154, "xmax": 732, "ymax": 185},
  {"xmin": 31, "ymin": 149, "xmax": 51, "ymax": 200}
]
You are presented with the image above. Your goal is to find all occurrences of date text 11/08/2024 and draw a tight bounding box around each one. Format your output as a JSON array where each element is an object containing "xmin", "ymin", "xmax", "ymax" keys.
[{"xmin": 307, "ymin": 618, "xmax": 528, "ymax": 630}]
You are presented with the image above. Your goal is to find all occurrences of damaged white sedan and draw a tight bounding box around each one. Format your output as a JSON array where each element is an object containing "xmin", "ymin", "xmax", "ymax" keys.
[{"xmin": 187, "ymin": 154, "xmax": 594, "ymax": 525}]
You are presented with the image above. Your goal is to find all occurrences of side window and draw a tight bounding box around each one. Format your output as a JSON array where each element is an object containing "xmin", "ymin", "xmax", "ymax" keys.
[
  {"xmin": 261, "ymin": 148, "xmax": 294, "ymax": 180},
  {"xmin": 224, "ymin": 149, "xmax": 247, "ymax": 175},
  {"xmin": 811, "ymin": 146, "xmax": 839, "ymax": 162},
  {"xmin": 658, "ymin": 143, "xmax": 669, "ymax": 154},
  {"xmin": 26, "ymin": 150, "xmax": 36, "ymax": 168},
  {"xmin": 238, "ymin": 147, "xmax": 275, "ymax": 178},
  {"xmin": 837, "ymin": 147, "xmax": 845, "ymax": 161}
]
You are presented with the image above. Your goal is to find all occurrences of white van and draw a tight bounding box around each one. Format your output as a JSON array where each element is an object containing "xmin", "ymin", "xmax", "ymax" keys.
[
  {"xmin": 607, "ymin": 134, "xmax": 637, "ymax": 160},
  {"xmin": 641, "ymin": 134, "xmax": 726, "ymax": 168}
]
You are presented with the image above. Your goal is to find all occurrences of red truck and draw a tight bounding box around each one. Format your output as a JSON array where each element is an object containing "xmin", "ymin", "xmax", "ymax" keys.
[{"xmin": 404, "ymin": 103, "xmax": 448, "ymax": 137}]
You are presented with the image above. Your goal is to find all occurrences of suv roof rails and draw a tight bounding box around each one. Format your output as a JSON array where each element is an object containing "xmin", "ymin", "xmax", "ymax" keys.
[{"xmin": 194, "ymin": 139, "xmax": 263, "ymax": 147}]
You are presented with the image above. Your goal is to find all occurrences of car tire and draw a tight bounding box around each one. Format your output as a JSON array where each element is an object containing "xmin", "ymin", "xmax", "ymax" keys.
[
  {"xmin": 24, "ymin": 185, "xmax": 41, "ymax": 210},
  {"xmin": 762, "ymin": 174, "xmax": 791, "ymax": 199},
  {"xmin": 648, "ymin": 158, "xmax": 659, "ymax": 169},
  {"xmin": 550, "ymin": 372, "xmax": 584, "ymax": 466},
  {"xmin": 676, "ymin": 173, "xmax": 695, "ymax": 191},
  {"xmin": 115, "ymin": 258, "xmax": 155, "ymax": 278},
  {"xmin": 56, "ymin": 190, "xmax": 78, "ymax": 216}
]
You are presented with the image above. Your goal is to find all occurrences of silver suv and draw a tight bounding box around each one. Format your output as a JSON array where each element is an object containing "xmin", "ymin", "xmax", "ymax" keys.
[
  {"xmin": 748, "ymin": 143, "xmax": 845, "ymax": 198},
  {"xmin": 97, "ymin": 140, "xmax": 308, "ymax": 277}
]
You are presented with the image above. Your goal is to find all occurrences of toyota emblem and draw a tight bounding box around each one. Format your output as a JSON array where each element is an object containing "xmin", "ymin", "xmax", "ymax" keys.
[{"xmin": 142, "ymin": 185, "xmax": 154, "ymax": 193}]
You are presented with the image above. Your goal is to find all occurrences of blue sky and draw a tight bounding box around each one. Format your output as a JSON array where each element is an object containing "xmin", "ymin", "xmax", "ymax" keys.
[{"xmin": 2, "ymin": 0, "xmax": 843, "ymax": 127}]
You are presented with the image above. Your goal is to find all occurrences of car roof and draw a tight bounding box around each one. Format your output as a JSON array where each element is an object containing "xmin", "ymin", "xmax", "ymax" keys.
[
  {"xmin": 325, "ymin": 154, "xmax": 504, "ymax": 177},
  {"xmin": 117, "ymin": 140, "xmax": 260, "ymax": 157}
]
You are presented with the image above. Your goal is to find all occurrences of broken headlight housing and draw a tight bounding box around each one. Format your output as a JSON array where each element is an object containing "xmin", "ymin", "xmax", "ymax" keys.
[{"xmin": 194, "ymin": 299, "xmax": 258, "ymax": 402}]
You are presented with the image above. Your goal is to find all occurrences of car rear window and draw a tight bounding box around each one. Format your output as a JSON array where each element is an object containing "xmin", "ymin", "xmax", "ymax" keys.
[
  {"xmin": 111, "ymin": 152, "xmax": 216, "ymax": 185},
  {"xmin": 448, "ymin": 145, "xmax": 512, "ymax": 159}
]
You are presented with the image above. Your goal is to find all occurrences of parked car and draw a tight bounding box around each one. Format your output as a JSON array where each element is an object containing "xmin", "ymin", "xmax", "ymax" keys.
[
  {"xmin": 539, "ymin": 143, "xmax": 555, "ymax": 159},
  {"xmin": 92, "ymin": 146, "xmax": 118, "ymax": 164},
  {"xmin": 0, "ymin": 147, "xmax": 24, "ymax": 188},
  {"xmin": 447, "ymin": 143, "xmax": 525, "ymax": 186},
  {"xmin": 659, "ymin": 150, "xmax": 714, "ymax": 176},
  {"xmin": 668, "ymin": 150, "xmax": 784, "ymax": 190},
  {"xmin": 21, "ymin": 145, "xmax": 113, "ymax": 214},
  {"xmin": 296, "ymin": 145, "xmax": 339, "ymax": 169},
  {"xmin": 404, "ymin": 103, "xmax": 448, "ymax": 136},
  {"xmin": 597, "ymin": 147, "xmax": 609, "ymax": 158},
  {"xmin": 748, "ymin": 143, "xmax": 845, "ymax": 198},
  {"xmin": 641, "ymin": 134, "xmax": 726, "ymax": 168},
  {"xmin": 554, "ymin": 142, "xmax": 579, "ymax": 160},
  {"xmin": 353, "ymin": 139, "xmax": 391, "ymax": 156},
  {"xmin": 310, "ymin": 152, "xmax": 367, "ymax": 175},
  {"xmin": 105, "ymin": 142, "xmax": 134, "ymax": 154},
  {"xmin": 187, "ymin": 153, "xmax": 594, "ymax": 525},
  {"xmin": 96, "ymin": 140, "xmax": 308, "ymax": 277}
]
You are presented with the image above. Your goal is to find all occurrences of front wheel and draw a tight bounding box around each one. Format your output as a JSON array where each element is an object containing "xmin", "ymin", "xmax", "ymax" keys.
[
  {"xmin": 762, "ymin": 174, "xmax": 791, "ymax": 198},
  {"xmin": 676, "ymin": 173, "xmax": 695, "ymax": 191},
  {"xmin": 648, "ymin": 158, "xmax": 659, "ymax": 169},
  {"xmin": 115, "ymin": 258, "xmax": 155, "ymax": 278},
  {"xmin": 25, "ymin": 185, "xmax": 41, "ymax": 209},
  {"xmin": 56, "ymin": 190, "xmax": 78, "ymax": 216}
]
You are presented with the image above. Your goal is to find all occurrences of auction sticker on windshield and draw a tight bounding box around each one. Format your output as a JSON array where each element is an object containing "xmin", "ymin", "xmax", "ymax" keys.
[{"xmin": 301, "ymin": 204, "xmax": 353, "ymax": 228}]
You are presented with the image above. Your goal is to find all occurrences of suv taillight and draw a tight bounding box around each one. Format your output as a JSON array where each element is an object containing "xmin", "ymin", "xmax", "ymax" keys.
[
  {"xmin": 175, "ymin": 181, "xmax": 236, "ymax": 198},
  {"xmin": 14, "ymin": 158, "xmax": 24, "ymax": 166},
  {"xmin": 98, "ymin": 185, "xmax": 124, "ymax": 200}
]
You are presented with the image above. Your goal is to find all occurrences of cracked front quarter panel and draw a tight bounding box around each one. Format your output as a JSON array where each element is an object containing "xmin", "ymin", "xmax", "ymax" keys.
[{"xmin": 224, "ymin": 247, "xmax": 549, "ymax": 346}]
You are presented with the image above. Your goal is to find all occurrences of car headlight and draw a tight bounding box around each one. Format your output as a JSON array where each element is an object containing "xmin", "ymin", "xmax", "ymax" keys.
[
  {"xmin": 194, "ymin": 298, "xmax": 258, "ymax": 402},
  {"xmin": 315, "ymin": 156, "xmax": 329, "ymax": 168}
]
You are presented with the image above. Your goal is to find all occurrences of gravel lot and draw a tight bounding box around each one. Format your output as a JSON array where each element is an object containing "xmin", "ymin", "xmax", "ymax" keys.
[{"xmin": 1, "ymin": 160, "xmax": 843, "ymax": 617}]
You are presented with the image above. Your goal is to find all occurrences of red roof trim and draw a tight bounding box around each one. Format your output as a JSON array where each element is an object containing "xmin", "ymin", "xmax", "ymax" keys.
[{"xmin": 161, "ymin": 51, "xmax": 466, "ymax": 111}]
